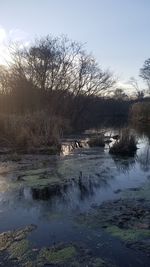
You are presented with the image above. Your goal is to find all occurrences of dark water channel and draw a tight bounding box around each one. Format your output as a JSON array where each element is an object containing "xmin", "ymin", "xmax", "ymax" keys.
[{"xmin": 0, "ymin": 128, "xmax": 150, "ymax": 266}]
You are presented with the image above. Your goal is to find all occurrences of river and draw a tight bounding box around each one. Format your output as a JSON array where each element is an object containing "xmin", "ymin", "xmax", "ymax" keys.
[{"xmin": 0, "ymin": 127, "xmax": 150, "ymax": 266}]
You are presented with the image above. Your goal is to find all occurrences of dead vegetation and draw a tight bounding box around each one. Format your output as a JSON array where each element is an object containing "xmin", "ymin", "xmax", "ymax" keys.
[
  {"xmin": 0, "ymin": 111, "xmax": 69, "ymax": 152},
  {"xmin": 109, "ymin": 128, "xmax": 137, "ymax": 156}
]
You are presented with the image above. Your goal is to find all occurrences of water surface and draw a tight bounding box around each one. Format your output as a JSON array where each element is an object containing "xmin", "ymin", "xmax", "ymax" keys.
[{"xmin": 0, "ymin": 129, "xmax": 150, "ymax": 266}]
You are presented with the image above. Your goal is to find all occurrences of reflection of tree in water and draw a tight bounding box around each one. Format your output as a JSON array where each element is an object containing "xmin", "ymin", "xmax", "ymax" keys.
[
  {"xmin": 111, "ymin": 156, "xmax": 136, "ymax": 173},
  {"xmin": 131, "ymin": 124, "xmax": 150, "ymax": 172},
  {"xmin": 77, "ymin": 171, "xmax": 111, "ymax": 201},
  {"xmin": 137, "ymin": 143, "xmax": 150, "ymax": 172},
  {"xmin": 31, "ymin": 170, "xmax": 111, "ymax": 203},
  {"xmin": 132, "ymin": 124, "xmax": 150, "ymax": 140}
]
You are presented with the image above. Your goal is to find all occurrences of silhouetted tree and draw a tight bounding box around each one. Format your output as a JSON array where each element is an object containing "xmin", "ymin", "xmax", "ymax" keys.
[
  {"xmin": 0, "ymin": 65, "xmax": 10, "ymax": 95},
  {"xmin": 7, "ymin": 36, "xmax": 115, "ymax": 125},
  {"xmin": 10, "ymin": 36, "xmax": 114, "ymax": 95},
  {"xmin": 140, "ymin": 58, "xmax": 150, "ymax": 93},
  {"xmin": 129, "ymin": 77, "xmax": 145, "ymax": 100},
  {"xmin": 113, "ymin": 88, "xmax": 128, "ymax": 100},
  {"xmin": 1, "ymin": 35, "xmax": 140, "ymax": 133}
]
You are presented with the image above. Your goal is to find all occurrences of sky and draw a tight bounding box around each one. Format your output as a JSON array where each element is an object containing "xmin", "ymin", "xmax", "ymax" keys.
[{"xmin": 0, "ymin": 0, "xmax": 150, "ymax": 89}]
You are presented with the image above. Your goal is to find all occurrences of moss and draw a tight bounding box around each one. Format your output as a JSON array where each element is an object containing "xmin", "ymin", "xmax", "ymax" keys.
[
  {"xmin": 106, "ymin": 226, "xmax": 150, "ymax": 242},
  {"xmin": 39, "ymin": 245, "xmax": 76, "ymax": 264}
]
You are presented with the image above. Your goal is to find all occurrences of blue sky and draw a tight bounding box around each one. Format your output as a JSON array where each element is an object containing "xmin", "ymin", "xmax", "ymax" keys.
[{"xmin": 0, "ymin": 0, "xmax": 150, "ymax": 88}]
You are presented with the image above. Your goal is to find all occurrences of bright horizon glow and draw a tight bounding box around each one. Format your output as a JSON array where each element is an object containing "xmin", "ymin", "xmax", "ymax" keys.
[
  {"xmin": 0, "ymin": 0, "xmax": 150, "ymax": 91},
  {"xmin": 0, "ymin": 26, "xmax": 30, "ymax": 65}
]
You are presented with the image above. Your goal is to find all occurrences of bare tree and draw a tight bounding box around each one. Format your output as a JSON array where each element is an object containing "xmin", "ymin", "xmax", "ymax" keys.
[
  {"xmin": 9, "ymin": 35, "xmax": 114, "ymax": 95},
  {"xmin": 129, "ymin": 77, "xmax": 145, "ymax": 100},
  {"xmin": 113, "ymin": 88, "xmax": 128, "ymax": 100},
  {"xmin": 0, "ymin": 35, "xmax": 119, "ymax": 133},
  {"xmin": 0, "ymin": 65, "xmax": 11, "ymax": 95},
  {"xmin": 6, "ymin": 35, "xmax": 115, "ymax": 120},
  {"xmin": 140, "ymin": 58, "xmax": 150, "ymax": 94},
  {"xmin": 72, "ymin": 52, "xmax": 114, "ymax": 96}
]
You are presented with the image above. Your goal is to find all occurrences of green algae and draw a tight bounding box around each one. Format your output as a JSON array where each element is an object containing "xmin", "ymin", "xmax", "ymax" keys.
[
  {"xmin": 39, "ymin": 245, "xmax": 76, "ymax": 264},
  {"xmin": 8, "ymin": 240, "xmax": 38, "ymax": 267},
  {"xmin": 93, "ymin": 258, "xmax": 108, "ymax": 267},
  {"xmin": 23, "ymin": 174, "xmax": 61, "ymax": 188},
  {"xmin": 75, "ymin": 183, "xmax": 150, "ymax": 254},
  {"xmin": 46, "ymin": 211, "xmax": 65, "ymax": 220},
  {"xmin": 8, "ymin": 239, "xmax": 32, "ymax": 260},
  {"xmin": 23, "ymin": 262, "xmax": 37, "ymax": 267},
  {"xmin": 38, "ymin": 246, "xmax": 116, "ymax": 267},
  {"xmin": 0, "ymin": 225, "xmax": 38, "ymax": 267},
  {"xmin": 0, "ymin": 225, "xmax": 117, "ymax": 267},
  {"xmin": 0, "ymin": 231, "xmax": 14, "ymax": 251},
  {"xmin": 106, "ymin": 226, "xmax": 150, "ymax": 242},
  {"xmin": 0, "ymin": 225, "xmax": 36, "ymax": 252},
  {"xmin": 69, "ymin": 257, "xmax": 110, "ymax": 267},
  {"xmin": 76, "ymin": 214, "xmax": 150, "ymax": 243},
  {"xmin": 123, "ymin": 182, "xmax": 150, "ymax": 201},
  {"xmin": 16, "ymin": 167, "xmax": 69, "ymax": 191},
  {"xmin": 71, "ymin": 257, "xmax": 116, "ymax": 267}
]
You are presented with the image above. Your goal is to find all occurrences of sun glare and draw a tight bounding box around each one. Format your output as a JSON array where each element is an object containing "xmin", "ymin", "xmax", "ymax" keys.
[{"xmin": 0, "ymin": 28, "xmax": 6, "ymax": 43}]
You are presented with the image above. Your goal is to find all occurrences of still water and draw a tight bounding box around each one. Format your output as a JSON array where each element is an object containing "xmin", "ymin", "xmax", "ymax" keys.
[{"xmin": 0, "ymin": 128, "xmax": 150, "ymax": 266}]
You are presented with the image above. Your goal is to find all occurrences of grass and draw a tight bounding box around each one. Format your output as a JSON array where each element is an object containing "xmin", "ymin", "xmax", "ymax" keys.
[
  {"xmin": 109, "ymin": 128, "xmax": 137, "ymax": 156},
  {"xmin": 0, "ymin": 111, "xmax": 69, "ymax": 152},
  {"xmin": 131, "ymin": 102, "xmax": 150, "ymax": 123}
]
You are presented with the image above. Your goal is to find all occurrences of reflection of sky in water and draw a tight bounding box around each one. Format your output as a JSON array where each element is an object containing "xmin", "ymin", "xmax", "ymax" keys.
[{"xmin": 0, "ymin": 131, "xmax": 149, "ymax": 267}]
